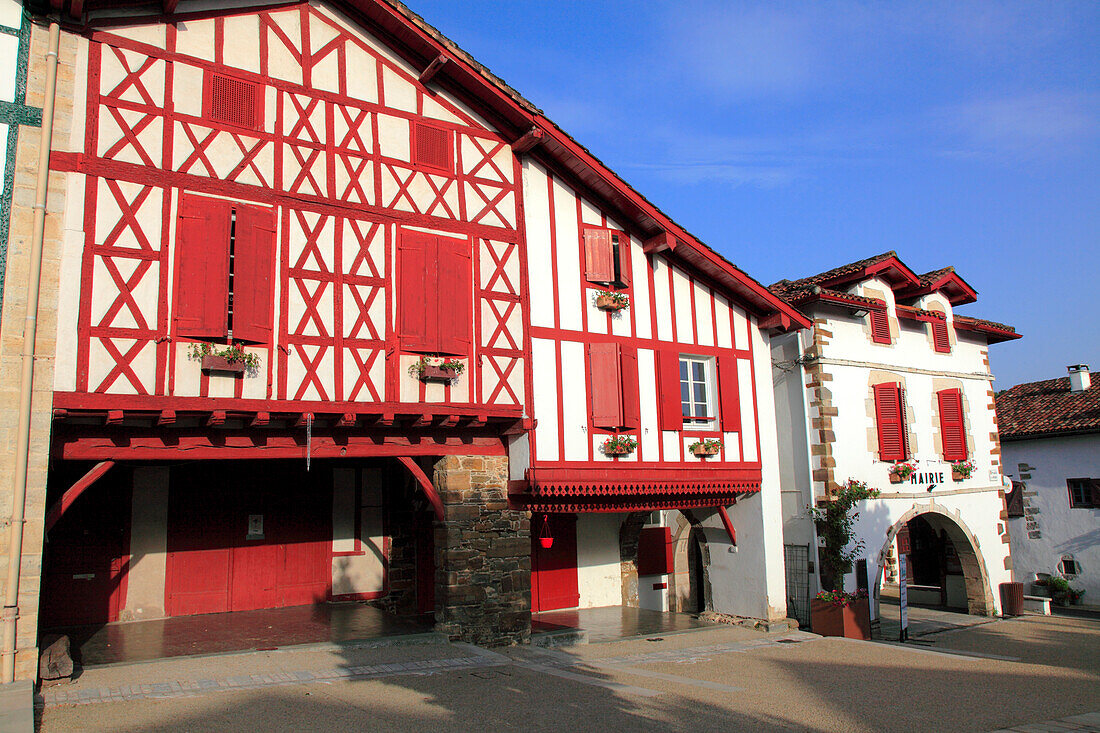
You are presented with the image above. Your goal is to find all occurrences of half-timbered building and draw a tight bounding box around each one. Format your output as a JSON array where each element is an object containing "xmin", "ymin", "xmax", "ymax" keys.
[{"xmin": 0, "ymin": 0, "xmax": 807, "ymax": 680}]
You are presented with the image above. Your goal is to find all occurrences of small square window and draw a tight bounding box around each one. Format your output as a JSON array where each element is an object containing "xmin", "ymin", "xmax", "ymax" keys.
[
  {"xmin": 1059, "ymin": 557, "xmax": 1080, "ymax": 578},
  {"xmin": 680, "ymin": 356, "xmax": 717, "ymax": 431},
  {"xmin": 1067, "ymin": 478, "xmax": 1098, "ymax": 508}
]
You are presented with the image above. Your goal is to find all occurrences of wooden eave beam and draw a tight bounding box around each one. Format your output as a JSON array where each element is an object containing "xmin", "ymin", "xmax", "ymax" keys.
[
  {"xmin": 250, "ymin": 411, "xmax": 270, "ymax": 427},
  {"xmin": 157, "ymin": 409, "xmax": 176, "ymax": 426},
  {"xmin": 337, "ymin": 412, "xmax": 357, "ymax": 427},
  {"xmin": 643, "ymin": 232, "xmax": 677, "ymax": 254},
  {"xmin": 163, "ymin": 0, "xmax": 179, "ymax": 13},
  {"xmin": 716, "ymin": 505, "xmax": 737, "ymax": 546},
  {"xmin": 511, "ymin": 127, "xmax": 544, "ymax": 154},
  {"xmin": 418, "ymin": 53, "xmax": 448, "ymax": 85},
  {"xmin": 207, "ymin": 410, "xmax": 226, "ymax": 427}
]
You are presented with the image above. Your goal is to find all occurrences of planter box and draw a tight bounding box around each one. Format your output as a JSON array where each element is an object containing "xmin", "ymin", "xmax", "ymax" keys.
[
  {"xmin": 604, "ymin": 444, "xmax": 634, "ymax": 456},
  {"xmin": 596, "ymin": 294, "xmax": 628, "ymax": 311},
  {"xmin": 419, "ymin": 365, "xmax": 462, "ymax": 382},
  {"xmin": 690, "ymin": 444, "xmax": 720, "ymax": 457},
  {"xmin": 889, "ymin": 473, "xmax": 905, "ymax": 484},
  {"xmin": 201, "ymin": 354, "xmax": 247, "ymax": 373},
  {"xmin": 951, "ymin": 471, "xmax": 966, "ymax": 481},
  {"xmin": 810, "ymin": 598, "xmax": 871, "ymax": 640}
]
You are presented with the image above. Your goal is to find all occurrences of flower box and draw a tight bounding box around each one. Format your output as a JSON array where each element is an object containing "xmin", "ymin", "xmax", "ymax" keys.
[
  {"xmin": 889, "ymin": 474, "xmax": 904, "ymax": 484},
  {"xmin": 810, "ymin": 597, "xmax": 871, "ymax": 640},
  {"xmin": 951, "ymin": 470, "xmax": 965, "ymax": 481},
  {"xmin": 596, "ymin": 293, "xmax": 629, "ymax": 311},
  {"xmin": 201, "ymin": 354, "xmax": 247, "ymax": 373},
  {"xmin": 420, "ymin": 365, "xmax": 461, "ymax": 382},
  {"xmin": 605, "ymin": 444, "xmax": 632, "ymax": 456},
  {"xmin": 691, "ymin": 443, "xmax": 720, "ymax": 457}
]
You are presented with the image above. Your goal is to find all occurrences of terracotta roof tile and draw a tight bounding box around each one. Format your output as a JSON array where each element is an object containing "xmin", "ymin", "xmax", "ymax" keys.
[
  {"xmin": 996, "ymin": 376, "xmax": 1100, "ymax": 439},
  {"xmin": 769, "ymin": 251, "xmax": 898, "ymax": 294}
]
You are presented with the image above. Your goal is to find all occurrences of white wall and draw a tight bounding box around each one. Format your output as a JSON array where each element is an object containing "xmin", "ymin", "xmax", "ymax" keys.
[
  {"xmin": 576, "ymin": 513, "xmax": 623, "ymax": 608},
  {"xmin": 1004, "ymin": 434, "xmax": 1100, "ymax": 600}
]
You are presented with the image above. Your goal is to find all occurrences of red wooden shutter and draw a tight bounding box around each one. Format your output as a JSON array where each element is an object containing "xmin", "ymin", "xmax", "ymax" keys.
[
  {"xmin": 717, "ymin": 355, "xmax": 742, "ymax": 433},
  {"xmin": 620, "ymin": 346, "xmax": 640, "ymax": 430},
  {"xmin": 589, "ymin": 343, "xmax": 623, "ymax": 429},
  {"xmin": 397, "ymin": 231, "xmax": 437, "ymax": 353},
  {"xmin": 583, "ymin": 227, "xmax": 614, "ymax": 283},
  {"xmin": 931, "ymin": 320, "xmax": 951, "ymax": 353},
  {"xmin": 937, "ymin": 388, "xmax": 968, "ymax": 461},
  {"xmin": 874, "ymin": 383, "xmax": 906, "ymax": 460},
  {"xmin": 412, "ymin": 122, "xmax": 453, "ymax": 173},
  {"xmin": 656, "ymin": 349, "xmax": 683, "ymax": 431},
  {"xmin": 174, "ymin": 195, "xmax": 231, "ymax": 339},
  {"xmin": 611, "ymin": 230, "xmax": 631, "ymax": 287},
  {"xmin": 436, "ymin": 236, "xmax": 472, "ymax": 356},
  {"xmin": 230, "ymin": 203, "xmax": 277, "ymax": 344},
  {"xmin": 870, "ymin": 308, "xmax": 891, "ymax": 344}
]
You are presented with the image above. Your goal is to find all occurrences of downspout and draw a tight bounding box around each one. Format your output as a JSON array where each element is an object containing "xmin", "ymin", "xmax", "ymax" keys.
[{"xmin": 2, "ymin": 19, "xmax": 60, "ymax": 684}]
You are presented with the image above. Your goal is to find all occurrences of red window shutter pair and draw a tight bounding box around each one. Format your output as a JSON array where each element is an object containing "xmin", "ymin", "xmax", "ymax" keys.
[
  {"xmin": 870, "ymin": 308, "xmax": 891, "ymax": 344},
  {"xmin": 931, "ymin": 320, "xmax": 951, "ymax": 353},
  {"xmin": 204, "ymin": 71, "xmax": 263, "ymax": 131},
  {"xmin": 588, "ymin": 343, "xmax": 639, "ymax": 430},
  {"xmin": 937, "ymin": 388, "xmax": 968, "ymax": 461},
  {"xmin": 656, "ymin": 350, "xmax": 742, "ymax": 433},
  {"xmin": 412, "ymin": 122, "xmax": 454, "ymax": 174},
  {"xmin": 583, "ymin": 227, "xmax": 631, "ymax": 286},
  {"xmin": 874, "ymin": 383, "xmax": 907, "ymax": 460},
  {"xmin": 174, "ymin": 194, "xmax": 276, "ymax": 343},
  {"xmin": 397, "ymin": 231, "xmax": 471, "ymax": 356}
]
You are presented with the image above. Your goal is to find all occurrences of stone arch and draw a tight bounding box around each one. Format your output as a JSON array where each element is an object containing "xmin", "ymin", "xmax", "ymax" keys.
[
  {"xmin": 874, "ymin": 503, "xmax": 996, "ymax": 618},
  {"xmin": 669, "ymin": 510, "xmax": 712, "ymax": 613},
  {"xmin": 619, "ymin": 510, "xmax": 711, "ymax": 611}
]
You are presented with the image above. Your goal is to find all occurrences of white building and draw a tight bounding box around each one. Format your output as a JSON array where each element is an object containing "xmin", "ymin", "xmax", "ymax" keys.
[
  {"xmin": 770, "ymin": 252, "xmax": 1021, "ymax": 627},
  {"xmin": 999, "ymin": 365, "xmax": 1100, "ymax": 602},
  {"xmin": 0, "ymin": 0, "xmax": 32, "ymax": 327}
]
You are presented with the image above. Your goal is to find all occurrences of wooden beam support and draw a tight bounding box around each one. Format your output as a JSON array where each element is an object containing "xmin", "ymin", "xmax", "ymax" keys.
[
  {"xmin": 378, "ymin": 412, "xmax": 395, "ymax": 427},
  {"xmin": 643, "ymin": 232, "xmax": 677, "ymax": 254},
  {"xmin": 440, "ymin": 415, "xmax": 460, "ymax": 428},
  {"xmin": 396, "ymin": 457, "xmax": 444, "ymax": 522},
  {"xmin": 418, "ymin": 54, "xmax": 448, "ymax": 85},
  {"xmin": 105, "ymin": 410, "xmax": 124, "ymax": 425},
  {"xmin": 207, "ymin": 410, "xmax": 226, "ymax": 427},
  {"xmin": 511, "ymin": 127, "xmax": 544, "ymax": 154},
  {"xmin": 295, "ymin": 412, "xmax": 314, "ymax": 427},
  {"xmin": 411, "ymin": 413, "xmax": 433, "ymax": 428},
  {"xmin": 52, "ymin": 409, "xmax": 67, "ymax": 421},
  {"xmin": 250, "ymin": 411, "xmax": 270, "ymax": 427},
  {"xmin": 45, "ymin": 461, "xmax": 115, "ymax": 533},
  {"xmin": 336, "ymin": 412, "xmax": 357, "ymax": 427},
  {"xmin": 157, "ymin": 410, "xmax": 176, "ymax": 426},
  {"xmin": 717, "ymin": 505, "xmax": 737, "ymax": 546},
  {"xmin": 163, "ymin": 0, "xmax": 180, "ymax": 13},
  {"xmin": 758, "ymin": 311, "xmax": 792, "ymax": 332}
]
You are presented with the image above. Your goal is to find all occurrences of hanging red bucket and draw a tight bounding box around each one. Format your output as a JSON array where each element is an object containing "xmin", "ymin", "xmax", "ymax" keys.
[{"xmin": 538, "ymin": 514, "xmax": 554, "ymax": 549}]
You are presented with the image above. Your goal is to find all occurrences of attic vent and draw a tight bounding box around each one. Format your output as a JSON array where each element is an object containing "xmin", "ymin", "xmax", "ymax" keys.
[
  {"xmin": 412, "ymin": 122, "xmax": 453, "ymax": 173},
  {"xmin": 206, "ymin": 72, "xmax": 261, "ymax": 130}
]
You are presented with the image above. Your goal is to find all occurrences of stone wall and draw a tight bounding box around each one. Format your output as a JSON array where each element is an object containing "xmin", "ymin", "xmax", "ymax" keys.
[
  {"xmin": 432, "ymin": 455, "xmax": 530, "ymax": 646},
  {"xmin": 0, "ymin": 22, "xmax": 78, "ymax": 681}
]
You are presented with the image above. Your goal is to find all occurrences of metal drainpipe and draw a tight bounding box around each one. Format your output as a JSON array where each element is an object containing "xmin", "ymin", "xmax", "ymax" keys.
[{"xmin": 2, "ymin": 19, "xmax": 61, "ymax": 684}]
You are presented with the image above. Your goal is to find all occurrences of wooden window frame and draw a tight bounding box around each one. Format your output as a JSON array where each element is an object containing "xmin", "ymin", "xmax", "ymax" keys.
[
  {"xmin": 588, "ymin": 343, "xmax": 640, "ymax": 431},
  {"xmin": 396, "ymin": 229, "xmax": 472, "ymax": 356},
  {"xmin": 582, "ymin": 226, "xmax": 631, "ymax": 289},
  {"xmin": 680, "ymin": 355, "xmax": 718, "ymax": 431},
  {"xmin": 1066, "ymin": 478, "xmax": 1099, "ymax": 509},
  {"xmin": 931, "ymin": 319, "xmax": 951, "ymax": 353}
]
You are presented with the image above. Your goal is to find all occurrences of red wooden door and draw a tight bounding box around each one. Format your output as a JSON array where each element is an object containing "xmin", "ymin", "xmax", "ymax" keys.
[
  {"xmin": 531, "ymin": 514, "xmax": 579, "ymax": 612},
  {"xmin": 230, "ymin": 543, "xmax": 279, "ymax": 611}
]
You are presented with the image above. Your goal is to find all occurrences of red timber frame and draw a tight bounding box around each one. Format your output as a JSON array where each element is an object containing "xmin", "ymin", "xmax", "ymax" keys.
[{"xmin": 51, "ymin": 2, "xmax": 535, "ymax": 459}]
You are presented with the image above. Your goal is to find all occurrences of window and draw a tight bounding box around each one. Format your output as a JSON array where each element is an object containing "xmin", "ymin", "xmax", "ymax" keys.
[
  {"xmin": 1067, "ymin": 479, "xmax": 1099, "ymax": 509},
  {"xmin": 411, "ymin": 122, "xmax": 454, "ymax": 174},
  {"xmin": 582, "ymin": 226, "xmax": 631, "ymax": 288},
  {"xmin": 931, "ymin": 319, "xmax": 951, "ymax": 353},
  {"xmin": 588, "ymin": 343, "xmax": 639, "ymax": 430},
  {"xmin": 869, "ymin": 308, "xmax": 891, "ymax": 344},
  {"xmin": 397, "ymin": 229, "xmax": 471, "ymax": 355},
  {"xmin": 874, "ymin": 382, "xmax": 908, "ymax": 461},
  {"xmin": 174, "ymin": 194, "xmax": 276, "ymax": 343},
  {"xmin": 655, "ymin": 351, "xmax": 742, "ymax": 433},
  {"xmin": 1059, "ymin": 556, "xmax": 1080, "ymax": 578},
  {"xmin": 204, "ymin": 71, "xmax": 263, "ymax": 131},
  {"xmin": 937, "ymin": 388, "xmax": 968, "ymax": 461}
]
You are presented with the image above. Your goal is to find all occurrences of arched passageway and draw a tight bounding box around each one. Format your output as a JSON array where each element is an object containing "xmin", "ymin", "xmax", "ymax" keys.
[{"xmin": 619, "ymin": 510, "xmax": 712, "ymax": 613}]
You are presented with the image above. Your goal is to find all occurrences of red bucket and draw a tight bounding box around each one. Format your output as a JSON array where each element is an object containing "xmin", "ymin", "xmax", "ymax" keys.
[{"xmin": 539, "ymin": 537, "xmax": 554, "ymax": 549}]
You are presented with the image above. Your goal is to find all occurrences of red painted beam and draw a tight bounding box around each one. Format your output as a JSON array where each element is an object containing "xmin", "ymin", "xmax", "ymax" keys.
[
  {"xmin": 163, "ymin": 0, "xmax": 180, "ymax": 13},
  {"xmin": 418, "ymin": 54, "xmax": 448, "ymax": 85},
  {"xmin": 396, "ymin": 457, "xmax": 444, "ymax": 522},
  {"xmin": 511, "ymin": 127, "xmax": 544, "ymax": 154},
  {"xmin": 44, "ymin": 461, "xmax": 115, "ymax": 533},
  {"xmin": 643, "ymin": 232, "xmax": 677, "ymax": 254},
  {"xmin": 717, "ymin": 505, "xmax": 737, "ymax": 546}
]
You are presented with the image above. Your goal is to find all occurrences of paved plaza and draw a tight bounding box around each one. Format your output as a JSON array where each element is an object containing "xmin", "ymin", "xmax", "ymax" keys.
[{"xmin": 33, "ymin": 612, "xmax": 1100, "ymax": 732}]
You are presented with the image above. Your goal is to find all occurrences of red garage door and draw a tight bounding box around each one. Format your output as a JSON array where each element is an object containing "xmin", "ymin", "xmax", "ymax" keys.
[{"xmin": 165, "ymin": 462, "xmax": 331, "ymax": 617}]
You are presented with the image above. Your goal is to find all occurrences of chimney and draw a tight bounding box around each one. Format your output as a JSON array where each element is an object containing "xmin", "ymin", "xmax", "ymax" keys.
[{"xmin": 1067, "ymin": 364, "xmax": 1091, "ymax": 392}]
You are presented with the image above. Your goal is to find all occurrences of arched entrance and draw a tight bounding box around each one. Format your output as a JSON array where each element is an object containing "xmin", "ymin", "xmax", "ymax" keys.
[
  {"xmin": 874, "ymin": 504, "xmax": 996, "ymax": 618},
  {"xmin": 618, "ymin": 511, "xmax": 711, "ymax": 613}
]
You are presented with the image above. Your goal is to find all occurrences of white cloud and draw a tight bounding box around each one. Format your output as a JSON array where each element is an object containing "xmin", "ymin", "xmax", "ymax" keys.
[{"xmin": 936, "ymin": 92, "xmax": 1099, "ymax": 159}]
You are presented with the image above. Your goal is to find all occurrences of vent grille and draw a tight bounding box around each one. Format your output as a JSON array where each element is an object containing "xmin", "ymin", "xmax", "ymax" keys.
[
  {"xmin": 208, "ymin": 73, "xmax": 259, "ymax": 130},
  {"xmin": 413, "ymin": 123, "xmax": 453, "ymax": 172}
]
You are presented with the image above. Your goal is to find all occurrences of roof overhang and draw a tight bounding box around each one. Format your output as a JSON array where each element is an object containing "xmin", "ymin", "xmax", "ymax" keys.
[
  {"xmin": 819, "ymin": 255, "xmax": 922, "ymax": 292},
  {"xmin": 953, "ymin": 316, "xmax": 1021, "ymax": 344},
  {"xmin": 899, "ymin": 270, "xmax": 979, "ymax": 306}
]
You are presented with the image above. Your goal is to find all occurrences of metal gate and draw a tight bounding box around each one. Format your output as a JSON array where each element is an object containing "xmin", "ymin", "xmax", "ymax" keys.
[{"xmin": 784, "ymin": 544, "xmax": 810, "ymax": 628}]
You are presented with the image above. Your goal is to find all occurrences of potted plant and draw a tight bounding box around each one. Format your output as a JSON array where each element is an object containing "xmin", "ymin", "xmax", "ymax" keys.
[
  {"xmin": 689, "ymin": 438, "xmax": 722, "ymax": 457},
  {"xmin": 951, "ymin": 460, "xmax": 975, "ymax": 481},
  {"xmin": 602, "ymin": 435, "xmax": 637, "ymax": 456},
  {"xmin": 888, "ymin": 461, "xmax": 916, "ymax": 484},
  {"xmin": 596, "ymin": 290, "xmax": 630, "ymax": 311},
  {"xmin": 1047, "ymin": 575, "xmax": 1071, "ymax": 606},
  {"xmin": 190, "ymin": 341, "xmax": 260, "ymax": 375},
  {"xmin": 810, "ymin": 478, "xmax": 880, "ymax": 606},
  {"xmin": 810, "ymin": 589, "xmax": 872, "ymax": 640},
  {"xmin": 411, "ymin": 357, "xmax": 465, "ymax": 382},
  {"xmin": 1068, "ymin": 587, "xmax": 1085, "ymax": 605}
]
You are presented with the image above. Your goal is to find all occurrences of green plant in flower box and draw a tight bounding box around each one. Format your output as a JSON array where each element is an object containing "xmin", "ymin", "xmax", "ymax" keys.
[{"xmin": 950, "ymin": 460, "xmax": 975, "ymax": 479}]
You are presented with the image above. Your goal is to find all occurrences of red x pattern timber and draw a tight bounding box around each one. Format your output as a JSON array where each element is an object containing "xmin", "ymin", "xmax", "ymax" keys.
[{"xmin": 477, "ymin": 239, "xmax": 524, "ymax": 406}]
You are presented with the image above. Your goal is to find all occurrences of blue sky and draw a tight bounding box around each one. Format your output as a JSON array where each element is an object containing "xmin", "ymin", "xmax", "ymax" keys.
[{"xmin": 411, "ymin": 1, "xmax": 1099, "ymax": 389}]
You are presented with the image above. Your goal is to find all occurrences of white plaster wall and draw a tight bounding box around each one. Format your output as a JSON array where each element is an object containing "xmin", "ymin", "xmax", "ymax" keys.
[
  {"xmin": 770, "ymin": 331, "xmax": 816, "ymax": 550},
  {"xmin": 0, "ymin": 0, "xmax": 22, "ymax": 32},
  {"xmin": 1003, "ymin": 434, "xmax": 1100, "ymax": 599},
  {"xmin": 576, "ymin": 513, "xmax": 623, "ymax": 608}
]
